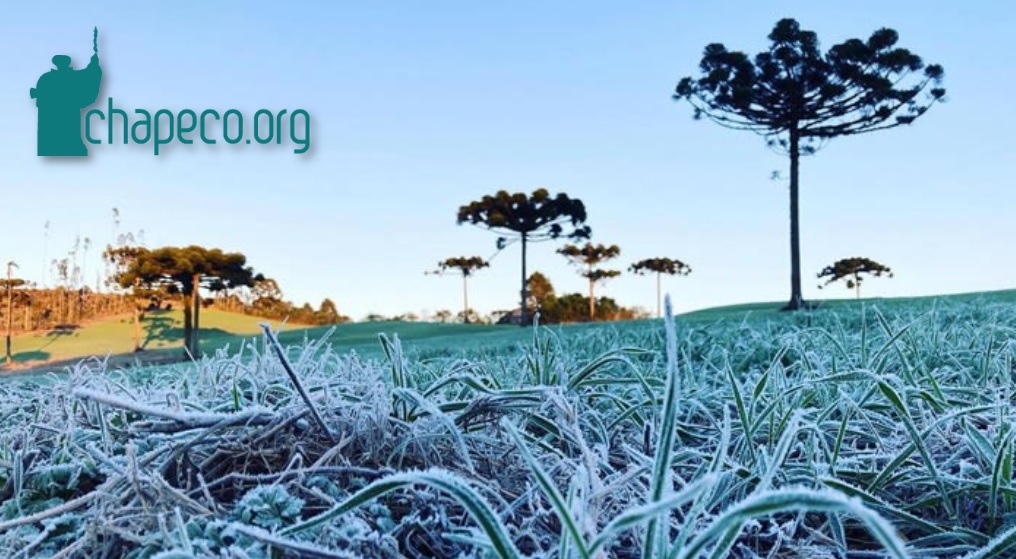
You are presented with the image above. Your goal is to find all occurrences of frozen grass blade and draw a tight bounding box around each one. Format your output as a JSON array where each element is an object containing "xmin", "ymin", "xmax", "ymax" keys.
[
  {"xmin": 259, "ymin": 323, "xmax": 335, "ymax": 443},
  {"xmin": 678, "ymin": 488, "xmax": 910, "ymax": 559},
  {"xmin": 642, "ymin": 295, "xmax": 682, "ymax": 559},
  {"xmin": 876, "ymin": 379, "xmax": 956, "ymax": 517},
  {"xmin": 956, "ymin": 524, "xmax": 1016, "ymax": 559},
  {"xmin": 281, "ymin": 468, "xmax": 522, "ymax": 559},
  {"xmin": 504, "ymin": 417, "xmax": 592, "ymax": 558},
  {"xmin": 988, "ymin": 427, "xmax": 1014, "ymax": 532},
  {"xmin": 587, "ymin": 473, "xmax": 718, "ymax": 557}
]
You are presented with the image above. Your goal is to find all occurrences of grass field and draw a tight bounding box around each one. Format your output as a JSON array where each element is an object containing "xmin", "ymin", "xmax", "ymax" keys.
[
  {"xmin": 2, "ymin": 309, "xmax": 518, "ymax": 372},
  {"xmin": 8, "ymin": 288, "xmax": 1016, "ymax": 374},
  {"xmin": 2, "ymin": 290, "xmax": 1016, "ymax": 557}
]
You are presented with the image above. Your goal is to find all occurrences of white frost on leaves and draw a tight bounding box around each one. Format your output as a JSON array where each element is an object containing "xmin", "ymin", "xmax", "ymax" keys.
[{"xmin": 0, "ymin": 297, "xmax": 1014, "ymax": 557}]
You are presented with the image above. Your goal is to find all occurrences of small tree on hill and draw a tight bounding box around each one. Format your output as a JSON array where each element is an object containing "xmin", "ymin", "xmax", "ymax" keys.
[
  {"xmin": 674, "ymin": 18, "xmax": 945, "ymax": 311},
  {"xmin": 3, "ymin": 262, "xmax": 22, "ymax": 365},
  {"xmin": 117, "ymin": 246, "xmax": 257, "ymax": 357},
  {"xmin": 317, "ymin": 298, "xmax": 349, "ymax": 324},
  {"xmin": 817, "ymin": 257, "xmax": 893, "ymax": 299},
  {"xmin": 457, "ymin": 189, "xmax": 591, "ymax": 326},
  {"xmin": 558, "ymin": 243, "xmax": 621, "ymax": 320},
  {"xmin": 629, "ymin": 257, "xmax": 692, "ymax": 318},
  {"xmin": 104, "ymin": 234, "xmax": 153, "ymax": 352},
  {"xmin": 430, "ymin": 256, "xmax": 489, "ymax": 324}
]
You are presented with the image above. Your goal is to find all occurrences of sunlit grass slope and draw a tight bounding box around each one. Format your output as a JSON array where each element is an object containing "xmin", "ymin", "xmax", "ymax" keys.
[{"xmin": 6, "ymin": 287, "xmax": 1016, "ymax": 370}]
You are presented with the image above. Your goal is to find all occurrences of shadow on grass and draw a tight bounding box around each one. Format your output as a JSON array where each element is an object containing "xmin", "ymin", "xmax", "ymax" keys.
[
  {"xmin": 13, "ymin": 350, "xmax": 50, "ymax": 362},
  {"xmin": 142, "ymin": 312, "xmax": 180, "ymax": 349},
  {"xmin": 45, "ymin": 324, "xmax": 80, "ymax": 337}
]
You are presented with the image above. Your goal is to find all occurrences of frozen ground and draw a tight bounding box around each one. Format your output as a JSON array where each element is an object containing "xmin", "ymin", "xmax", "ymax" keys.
[{"xmin": 1, "ymin": 296, "xmax": 1015, "ymax": 558}]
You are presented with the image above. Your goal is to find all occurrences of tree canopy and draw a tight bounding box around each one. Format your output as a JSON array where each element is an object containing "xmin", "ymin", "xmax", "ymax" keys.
[
  {"xmin": 675, "ymin": 18, "xmax": 945, "ymax": 148},
  {"xmin": 437, "ymin": 256, "xmax": 489, "ymax": 277},
  {"xmin": 457, "ymin": 189, "xmax": 591, "ymax": 326},
  {"xmin": 457, "ymin": 189, "xmax": 591, "ymax": 243},
  {"xmin": 629, "ymin": 258, "xmax": 692, "ymax": 277},
  {"xmin": 817, "ymin": 257, "xmax": 893, "ymax": 298}
]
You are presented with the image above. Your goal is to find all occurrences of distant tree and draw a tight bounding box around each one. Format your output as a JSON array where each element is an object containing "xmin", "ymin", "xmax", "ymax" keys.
[
  {"xmin": 457, "ymin": 189, "xmax": 591, "ymax": 326},
  {"xmin": 558, "ymin": 243, "xmax": 621, "ymax": 320},
  {"xmin": 116, "ymin": 246, "xmax": 257, "ymax": 357},
  {"xmin": 248, "ymin": 276, "xmax": 284, "ymax": 316},
  {"xmin": 317, "ymin": 298, "xmax": 349, "ymax": 324},
  {"xmin": 551, "ymin": 293, "xmax": 626, "ymax": 323},
  {"xmin": 3, "ymin": 262, "xmax": 22, "ymax": 365},
  {"xmin": 365, "ymin": 312, "xmax": 387, "ymax": 323},
  {"xmin": 430, "ymin": 256, "xmax": 489, "ymax": 324},
  {"xmin": 526, "ymin": 271, "xmax": 556, "ymax": 310},
  {"xmin": 104, "ymin": 244, "xmax": 150, "ymax": 351},
  {"xmin": 674, "ymin": 18, "xmax": 945, "ymax": 311},
  {"xmin": 104, "ymin": 228, "xmax": 151, "ymax": 350},
  {"xmin": 629, "ymin": 257, "xmax": 692, "ymax": 318},
  {"xmin": 456, "ymin": 308, "xmax": 482, "ymax": 324},
  {"xmin": 433, "ymin": 309, "xmax": 452, "ymax": 324},
  {"xmin": 817, "ymin": 257, "xmax": 893, "ymax": 299}
]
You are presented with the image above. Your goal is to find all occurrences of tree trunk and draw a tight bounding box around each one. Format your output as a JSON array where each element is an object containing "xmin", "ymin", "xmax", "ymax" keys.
[
  {"xmin": 784, "ymin": 125, "xmax": 804, "ymax": 311},
  {"xmin": 656, "ymin": 272, "xmax": 662, "ymax": 319},
  {"xmin": 182, "ymin": 290, "xmax": 193, "ymax": 356},
  {"xmin": 462, "ymin": 272, "xmax": 470, "ymax": 324},
  {"xmin": 588, "ymin": 269, "xmax": 596, "ymax": 320},
  {"xmin": 519, "ymin": 233, "xmax": 529, "ymax": 327},
  {"xmin": 5, "ymin": 279, "xmax": 12, "ymax": 365},
  {"xmin": 191, "ymin": 273, "xmax": 202, "ymax": 358}
]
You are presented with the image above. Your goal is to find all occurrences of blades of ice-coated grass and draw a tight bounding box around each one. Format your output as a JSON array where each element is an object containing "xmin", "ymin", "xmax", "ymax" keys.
[
  {"xmin": 955, "ymin": 524, "xmax": 1016, "ymax": 559},
  {"xmin": 281, "ymin": 468, "xmax": 522, "ymax": 559},
  {"xmin": 587, "ymin": 473, "xmax": 718, "ymax": 557},
  {"xmin": 876, "ymin": 379, "xmax": 956, "ymax": 518},
  {"xmin": 821, "ymin": 477, "xmax": 943, "ymax": 535},
  {"xmin": 988, "ymin": 428, "xmax": 1015, "ymax": 532},
  {"xmin": 259, "ymin": 323, "xmax": 335, "ymax": 444},
  {"xmin": 503, "ymin": 418, "xmax": 592, "ymax": 559},
  {"xmin": 642, "ymin": 295, "xmax": 682, "ymax": 559},
  {"xmin": 678, "ymin": 488, "xmax": 909, "ymax": 559}
]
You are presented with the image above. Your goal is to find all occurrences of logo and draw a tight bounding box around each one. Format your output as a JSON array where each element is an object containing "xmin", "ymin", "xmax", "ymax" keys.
[
  {"xmin": 30, "ymin": 28, "xmax": 102, "ymax": 156},
  {"xmin": 30, "ymin": 28, "xmax": 311, "ymax": 157}
]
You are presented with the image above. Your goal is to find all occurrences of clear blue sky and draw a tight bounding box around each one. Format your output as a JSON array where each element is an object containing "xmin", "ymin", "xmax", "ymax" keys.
[{"xmin": 1, "ymin": 1, "xmax": 1012, "ymax": 319}]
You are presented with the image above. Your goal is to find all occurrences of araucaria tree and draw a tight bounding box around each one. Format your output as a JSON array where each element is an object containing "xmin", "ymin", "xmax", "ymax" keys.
[
  {"xmin": 674, "ymin": 18, "xmax": 944, "ymax": 310},
  {"xmin": 629, "ymin": 257, "xmax": 692, "ymax": 318},
  {"xmin": 457, "ymin": 189, "xmax": 591, "ymax": 326},
  {"xmin": 432, "ymin": 256, "xmax": 489, "ymax": 324},
  {"xmin": 817, "ymin": 257, "xmax": 893, "ymax": 299},
  {"xmin": 116, "ymin": 246, "xmax": 257, "ymax": 357},
  {"xmin": 558, "ymin": 243, "xmax": 621, "ymax": 320}
]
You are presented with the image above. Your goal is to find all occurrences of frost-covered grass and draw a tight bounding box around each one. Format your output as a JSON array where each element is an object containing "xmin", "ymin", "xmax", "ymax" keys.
[{"xmin": 2, "ymin": 295, "xmax": 1016, "ymax": 558}]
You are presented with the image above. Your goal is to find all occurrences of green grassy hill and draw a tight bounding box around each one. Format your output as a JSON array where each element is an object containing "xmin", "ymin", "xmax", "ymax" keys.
[
  {"xmin": 4, "ymin": 287, "xmax": 1015, "ymax": 375},
  {"xmin": 677, "ymin": 287, "xmax": 1016, "ymax": 322},
  {"xmin": 2, "ymin": 309, "xmax": 523, "ymax": 373}
]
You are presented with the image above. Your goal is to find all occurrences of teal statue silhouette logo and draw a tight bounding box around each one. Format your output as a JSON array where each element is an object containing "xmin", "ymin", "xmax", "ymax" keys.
[{"xmin": 30, "ymin": 27, "xmax": 103, "ymax": 156}]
